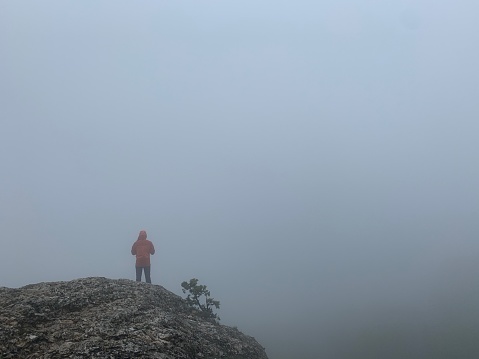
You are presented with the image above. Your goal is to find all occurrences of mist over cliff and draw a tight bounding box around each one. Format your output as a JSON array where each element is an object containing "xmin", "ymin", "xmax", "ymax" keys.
[{"xmin": 2, "ymin": 1, "xmax": 479, "ymax": 358}]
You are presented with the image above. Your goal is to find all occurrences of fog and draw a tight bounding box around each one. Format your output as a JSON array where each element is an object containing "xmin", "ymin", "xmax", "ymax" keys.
[{"xmin": 1, "ymin": 1, "xmax": 479, "ymax": 358}]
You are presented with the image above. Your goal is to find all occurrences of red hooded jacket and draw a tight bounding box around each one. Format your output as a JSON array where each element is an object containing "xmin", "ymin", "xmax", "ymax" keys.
[{"xmin": 131, "ymin": 230, "xmax": 155, "ymax": 267}]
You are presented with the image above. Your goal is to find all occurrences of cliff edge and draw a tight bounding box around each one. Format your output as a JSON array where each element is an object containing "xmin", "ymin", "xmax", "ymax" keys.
[{"xmin": 0, "ymin": 277, "xmax": 268, "ymax": 359}]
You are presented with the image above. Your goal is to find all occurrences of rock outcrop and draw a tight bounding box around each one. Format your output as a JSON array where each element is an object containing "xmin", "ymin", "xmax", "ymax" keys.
[{"xmin": 0, "ymin": 277, "xmax": 268, "ymax": 359}]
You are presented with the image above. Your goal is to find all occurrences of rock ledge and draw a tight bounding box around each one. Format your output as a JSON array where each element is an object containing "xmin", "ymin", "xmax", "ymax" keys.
[{"xmin": 0, "ymin": 277, "xmax": 268, "ymax": 359}]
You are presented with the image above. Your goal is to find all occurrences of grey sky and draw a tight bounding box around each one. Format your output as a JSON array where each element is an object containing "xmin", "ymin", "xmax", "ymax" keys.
[{"xmin": 1, "ymin": 1, "xmax": 479, "ymax": 358}]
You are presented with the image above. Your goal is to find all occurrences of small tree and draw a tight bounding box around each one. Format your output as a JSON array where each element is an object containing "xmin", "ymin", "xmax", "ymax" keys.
[{"xmin": 181, "ymin": 278, "xmax": 220, "ymax": 321}]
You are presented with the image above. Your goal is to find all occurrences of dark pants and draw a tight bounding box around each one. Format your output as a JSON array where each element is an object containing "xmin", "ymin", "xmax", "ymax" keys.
[{"xmin": 136, "ymin": 266, "xmax": 151, "ymax": 283}]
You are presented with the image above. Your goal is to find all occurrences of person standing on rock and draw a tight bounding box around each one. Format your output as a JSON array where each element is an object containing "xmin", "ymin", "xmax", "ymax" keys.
[{"xmin": 131, "ymin": 230, "xmax": 155, "ymax": 283}]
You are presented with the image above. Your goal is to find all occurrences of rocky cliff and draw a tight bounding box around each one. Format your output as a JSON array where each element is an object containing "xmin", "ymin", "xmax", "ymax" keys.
[{"xmin": 0, "ymin": 277, "xmax": 268, "ymax": 359}]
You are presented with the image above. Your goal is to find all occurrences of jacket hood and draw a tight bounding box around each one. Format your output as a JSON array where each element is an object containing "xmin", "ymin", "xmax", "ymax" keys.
[{"xmin": 138, "ymin": 230, "xmax": 147, "ymax": 241}]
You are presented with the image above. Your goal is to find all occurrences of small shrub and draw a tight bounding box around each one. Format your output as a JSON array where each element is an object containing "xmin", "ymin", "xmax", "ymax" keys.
[{"xmin": 181, "ymin": 278, "xmax": 220, "ymax": 321}]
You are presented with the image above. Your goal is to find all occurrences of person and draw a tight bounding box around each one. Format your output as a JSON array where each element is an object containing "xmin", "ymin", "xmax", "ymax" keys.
[{"xmin": 131, "ymin": 230, "xmax": 155, "ymax": 283}]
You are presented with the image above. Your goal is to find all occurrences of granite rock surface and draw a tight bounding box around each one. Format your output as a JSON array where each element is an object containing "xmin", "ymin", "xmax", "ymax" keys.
[{"xmin": 0, "ymin": 277, "xmax": 268, "ymax": 359}]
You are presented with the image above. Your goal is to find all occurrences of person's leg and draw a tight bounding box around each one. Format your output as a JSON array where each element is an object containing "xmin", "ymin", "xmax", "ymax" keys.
[
  {"xmin": 136, "ymin": 266, "xmax": 142, "ymax": 282},
  {"xmin": 144, "ymin": 266, "xmax": 151, "ymax": 284}
]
